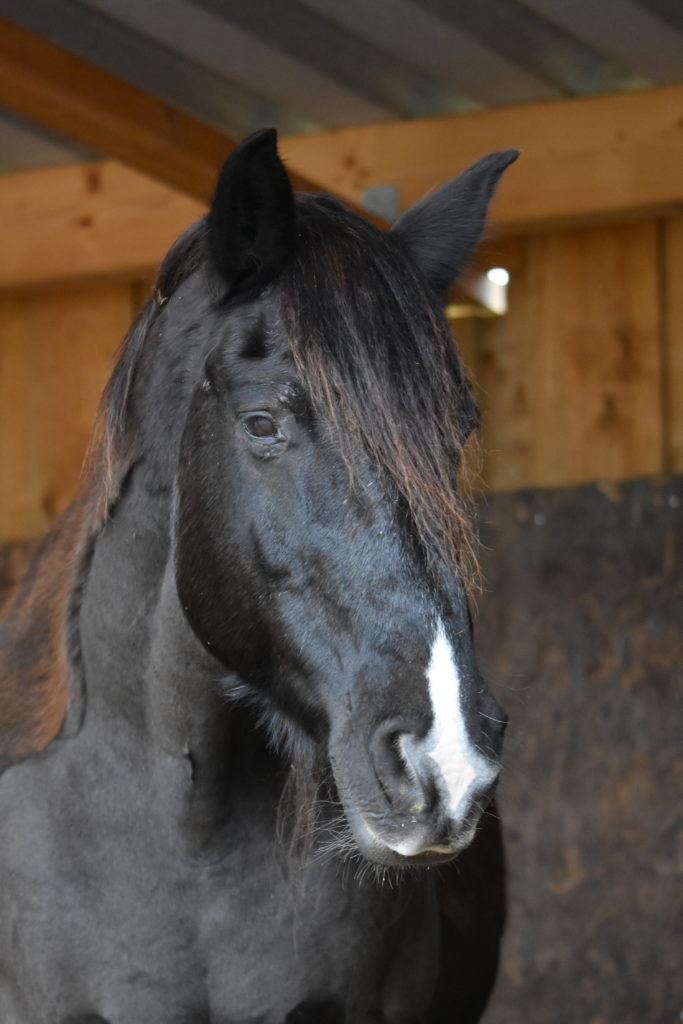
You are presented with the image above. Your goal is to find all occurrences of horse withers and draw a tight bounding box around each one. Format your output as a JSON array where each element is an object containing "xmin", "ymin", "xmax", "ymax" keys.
[{"xmin": 0, "ymin": 130, "xmax": 517, "ymax": 1023}]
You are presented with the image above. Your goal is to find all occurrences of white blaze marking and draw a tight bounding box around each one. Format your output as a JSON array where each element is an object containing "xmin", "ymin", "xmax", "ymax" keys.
[{"xmin": 424, "ymin": 621, "xmax": 496, "ymax": 817}]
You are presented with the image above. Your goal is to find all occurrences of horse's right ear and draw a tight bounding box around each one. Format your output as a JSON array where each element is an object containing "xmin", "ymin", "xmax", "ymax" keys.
[{"xmin": 208, "ymin": 128, "xmax": 294, "ymax": 294}]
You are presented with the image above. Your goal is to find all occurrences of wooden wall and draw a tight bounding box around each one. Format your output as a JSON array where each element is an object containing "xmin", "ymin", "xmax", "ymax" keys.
[
  {"xmin": 0, "ymin": 278, "xmax": 143, "ymax": 539},
  {"xmin": 0, "ymin": 213, "xmax": 681, "ymax": 539},
  {"xmin": 457, "ymin": 213, "xmax": 682, "ymax": 492}
]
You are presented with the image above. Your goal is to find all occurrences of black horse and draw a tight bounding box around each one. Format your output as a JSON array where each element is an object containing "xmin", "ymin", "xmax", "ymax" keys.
[{"xmin": 0, "ymin": 130, "xmax": 517, "ymax": 1023}]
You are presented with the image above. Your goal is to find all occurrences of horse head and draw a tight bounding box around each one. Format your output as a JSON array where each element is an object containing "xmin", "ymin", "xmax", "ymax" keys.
[{"xmin": 162, "ymin": 130, "xmax": 518, "ymax": 866}]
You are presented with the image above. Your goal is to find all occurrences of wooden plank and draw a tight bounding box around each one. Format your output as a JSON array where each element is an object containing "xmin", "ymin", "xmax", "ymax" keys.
[
  {"xmin": 0, "ymin": 16, "xmax": 362, "ymax": 204},
  {"xmin": 472, "ymin": 221, "xmax": 664, "ymax": 489},
  {"xmin": 463, "ymin": 240, "xmax": 536, "ymax": 490},
  {"xmin": 0, "ymin": 279, "xmax": 135, "ymax": 539},
  {"xmin": 0, "ymin": 11, "xmax": 569, "ymax": 311},
  {"xmin": 661, "ymin": 214, "xmax": 683, "ymax": 473},
  {"xmin": 280, "ymin": 85, "xmax": 683, "ymax": 233},
  {"xmin": 0, "ymin": 161, "xmax": 206, "ymax": 290},
  {"xmin": 2, "ymin": 18, "xmax": 681, "ymax": 241},
  {"xmin": 0, "ymin": 222, "xmax": 669, "ymax": 538},
  {"xmin": 0, "ymin": 160, "xmax": 498, "ymax": 316}
]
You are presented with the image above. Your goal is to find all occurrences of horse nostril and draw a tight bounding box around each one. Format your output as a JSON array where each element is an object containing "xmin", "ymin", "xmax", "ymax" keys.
[
  {"xmin": 371, "ymin": 723, "xmax": 408, "ymax": 801},
  {"xmin": 371, "ymin": 720, "xmax": 434, "ymax": 810}
]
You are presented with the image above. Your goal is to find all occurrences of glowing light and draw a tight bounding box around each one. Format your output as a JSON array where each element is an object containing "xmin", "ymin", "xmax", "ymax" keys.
[{"xmin": 486, "ymin": 267, "xmax": 510, "ymax": 287}]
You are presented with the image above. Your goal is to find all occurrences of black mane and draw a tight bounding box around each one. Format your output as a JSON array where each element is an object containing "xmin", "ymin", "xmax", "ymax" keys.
[{"xmin": 283, "ymin": 195, "xmax": 479, "ymax": 581}]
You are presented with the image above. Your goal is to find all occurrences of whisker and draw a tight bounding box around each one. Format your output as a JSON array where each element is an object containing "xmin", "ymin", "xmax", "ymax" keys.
[{"xmin": 478, "ymin": 711, "xmax": 508, "ymax": 724}]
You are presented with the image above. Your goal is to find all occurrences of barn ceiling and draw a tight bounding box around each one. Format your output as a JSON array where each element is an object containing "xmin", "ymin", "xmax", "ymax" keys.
[{"xmin": 0, "ymin": 0, "xmax": 682, "ymax": 171}]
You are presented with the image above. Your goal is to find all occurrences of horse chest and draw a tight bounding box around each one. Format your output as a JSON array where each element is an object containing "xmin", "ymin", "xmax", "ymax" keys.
[
  {"xmin": 0, "ymin": 748, "xmax": 440, "ymax": 1024},
  {"xmin": 197, "ymin": 864, "xmax": 439, "ymax": 1023}
]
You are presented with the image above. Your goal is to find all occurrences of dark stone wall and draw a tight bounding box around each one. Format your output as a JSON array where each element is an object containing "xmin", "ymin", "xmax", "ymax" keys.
[
  {"xmin": 1, "ymin": 476, "xmax": 681, "ymax": 1021},
  {"xmin": 478, "ymin": 476, "xmax": 682, "ymax": 1024}
]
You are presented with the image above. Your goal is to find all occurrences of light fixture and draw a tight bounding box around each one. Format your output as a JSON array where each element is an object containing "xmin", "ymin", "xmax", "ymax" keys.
[
  {"xmin": 486, "ymin": 267, "xmax": 510, "ymax": 287},
  {"xmin": 445, "ymin": 266, "xmax": 511, "ymax": 320}
]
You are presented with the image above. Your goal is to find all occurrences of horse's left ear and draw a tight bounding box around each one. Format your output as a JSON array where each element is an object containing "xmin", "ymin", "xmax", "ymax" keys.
[
  {"xmin": 209, "ymin": 128, "xmax": 294, "ymax": 294},
  {"xmin": 391, "ymin": 150, "xmax": 519, "ymax": 296}
]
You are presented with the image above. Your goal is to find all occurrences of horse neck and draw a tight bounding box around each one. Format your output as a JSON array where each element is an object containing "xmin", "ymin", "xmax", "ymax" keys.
[{"xmin": 79, "ymin": 464, "xmax": 240, "ymax": 830}]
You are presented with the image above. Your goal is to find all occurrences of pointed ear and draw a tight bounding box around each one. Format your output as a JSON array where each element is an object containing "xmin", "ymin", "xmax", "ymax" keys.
[
  {"xmin": 208, "ymin": 128, "xmax": 294, "ymax": 294},
  {"xmin": 391, "ymin": 150, "xmax": 519, "ymax": 296}
]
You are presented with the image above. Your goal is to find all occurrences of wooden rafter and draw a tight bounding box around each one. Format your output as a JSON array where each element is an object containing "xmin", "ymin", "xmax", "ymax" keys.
[
  {"xmin": 0, "ymin": 16, "xmax": 373, "ymax": 214},
  {"xmin": 0, "ymin": 17, "xmax": 227, "ymax": 200},
  {"xmin": 0, "ymin": 161, "xmax": 205, "ymax": 290},
  {"xmin": 1, "ymin": 19, "xmax": 682, "ymax": 241},
  {"xmin": 282, "ymin": 84, "xmax": 683, "ymax": 234},
  {"xmin": 2, "ymin": 17, "xmax": 516, "ymax": 312},
  {"xmin": 3, "ymin": 20, "xmax": 679, "ymax": 314},
  {"xmin": 0, "ymin": 160, "xmax": 501, "ymax": 319}
]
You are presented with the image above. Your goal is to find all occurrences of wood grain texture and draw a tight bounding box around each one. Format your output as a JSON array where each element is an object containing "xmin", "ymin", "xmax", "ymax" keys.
[
  {"xmin": 281, "ymin": 83, "xmax": 683, "ymax": 233},
  {"xmin": 0, "ymin": 17, "xmax": 316, "ymax": 201},
  {"xmin": 3, "ymin": 13, "xmax": 680, "ymax": 239},
  {"xmin": 0, "ymin": 161, "xmax": 206, "ymax": 289},
  {"xmin": 0, "ymin": 279, "xmax": 134, "ymax": 539},
  {"xmin": 0, "ymin": 17, "xmax": 383, "ymax": 226},
  {"xmin": 0, "ymin": 215, "xmax": 676, "ymax": 537},
  {"xmin": 471, "ymin": 221, "xmax": 664, "ymax": 489},
  {"xmin": 0, "ymin": 160, "xmax": 490, "ymax": 316}
]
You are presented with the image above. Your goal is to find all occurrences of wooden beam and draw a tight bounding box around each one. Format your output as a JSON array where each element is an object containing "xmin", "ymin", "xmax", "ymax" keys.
[
  {"xmin": 0, "ymin": 161, "xmax": 205, "ymax": 289},
  {"xmin": 0, "ymin": 16, "xmax": 362, "ymax": 206},
  {"xmin": 0, "ymin": 279, "xmax": 135, "ymax": 539},
  {"xmin": 2, "ymin": 18, "xmax": 681, "ymax": 245},
  {"xmin": 0, "ymin": 19, "xmax": 502, "ymax": 313},
  {"xmin": 0, "ymin": 159, "xmax": 503, "ymax": 322},
  {"xmin": 280, "ymin": 85, "xmax": 683, "ymax": 233}
]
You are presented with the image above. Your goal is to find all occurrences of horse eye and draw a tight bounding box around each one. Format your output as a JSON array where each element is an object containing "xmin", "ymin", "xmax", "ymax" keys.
[{"xmin": 243, "ymin": 413, "xmax": 279, "ymax": 440}]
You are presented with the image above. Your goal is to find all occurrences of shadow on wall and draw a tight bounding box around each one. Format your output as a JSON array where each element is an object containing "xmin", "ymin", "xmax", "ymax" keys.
[{"xmin": 477, "ymin": 475, "xmax": 682, "ymax": 1024}]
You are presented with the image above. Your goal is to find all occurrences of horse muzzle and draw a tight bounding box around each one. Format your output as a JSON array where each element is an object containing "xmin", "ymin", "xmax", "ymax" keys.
[{"xmin": 330, "ymin": 716, "xmax": 502, "ymax": 867}]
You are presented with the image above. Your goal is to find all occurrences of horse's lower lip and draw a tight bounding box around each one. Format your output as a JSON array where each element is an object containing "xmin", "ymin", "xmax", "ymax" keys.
[
  {"xmin": 346, "ymin": 810, "xmax": 465, "ymax": 866},
  {"xmin": 363, "ymin": 836, "xmax": 460, "ymax": 867},
  {"xmin": 379, "ymin": 837, "xmax": 469, "ymax": 866},
  {"xmin": 400, "ymin": 849, "xmax": 459, "ymax": 866}
]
